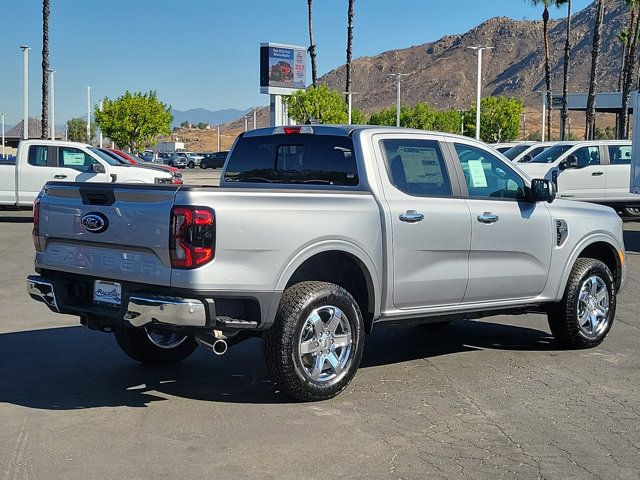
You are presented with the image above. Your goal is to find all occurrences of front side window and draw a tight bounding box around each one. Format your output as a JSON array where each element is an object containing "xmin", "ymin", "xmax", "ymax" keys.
[
  {"xmin": 224, "ymin": 134, "xmax": 358, "ymax": 186},
  {"xmin": 454, "ymin": 143, "xmax": 526, "ymax": 200},
  {"xmin": 58, "ymin": 147, "xmax": 95, "ymax": 172},
  {"xmin": 572, "ymin": 146, "xmax": 601, "ymax": 167},
  {"xmin": 608, "ymin": 145, "xmax": 632, "ymax": 165},
  {"xmin": 28, "ymin": 146, "xmax": 49, "ymax": 167},
  {"xmin": 381, "ymin": 139, "xmax": 452, "ymax": 197}
]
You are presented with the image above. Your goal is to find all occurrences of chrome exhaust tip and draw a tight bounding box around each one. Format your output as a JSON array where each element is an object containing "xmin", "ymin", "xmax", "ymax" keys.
[{"xmin": 212, "ymin": 339, "xmax": 228, "ymax": 355}]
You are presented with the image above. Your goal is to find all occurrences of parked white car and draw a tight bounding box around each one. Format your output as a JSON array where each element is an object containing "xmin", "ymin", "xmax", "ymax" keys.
[
  {"xmin": 517, "ymin": 140, "xmax": 638, "ymax": 216},
  {"xmin": 504, "ymin": 142, "xmax": 557, "ymax": 163},
  {"xmin": 0, "ymin": 140, "xmax": 174, "ymax": 207}
]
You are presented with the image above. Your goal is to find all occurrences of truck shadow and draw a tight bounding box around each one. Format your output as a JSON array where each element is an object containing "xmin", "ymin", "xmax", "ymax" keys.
[
  {"xmin": 0, "ymin": 319, "xmax": 554, "ymax": 409},
  {"xmin": 623, "ymin": 229, "xmax": 640, "ymax": 254},
  {"xmin": 0, "ymin": 215, "xmax": 32, "ymax": 223}
]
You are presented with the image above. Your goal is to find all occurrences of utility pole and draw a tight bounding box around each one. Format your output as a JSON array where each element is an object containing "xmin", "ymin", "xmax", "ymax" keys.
[
  {"xmin": 48, "ymin": 69, "xmax": 55, "ymax": 140},
  {"xmin": 20, "ymin": 46, "xmax": 30, "ymax": 140},
  {"xmin": 1, "ymin": 113, "xmax": 5, "ymax": 159},
  {"xmin": 98, "ymin": 100, "xmax": 104, "ymax": 147},
  {"xmin": 343, "ymin": 92, "xmax": 358, "ymax": 124},
  {"xmin": 467, "ymin": 46, "xmax": 494, "ymax": 141},
  {"xmin": 388, "ymin": 73, "xmax": 409, "ymax": 127},
  {"xmin": 86, "ymin": 86, "xmax": 92, "ymax": 143},
  {"xmin": 536, "ymin": 90, "xmax": 547, "ymax": 142}
]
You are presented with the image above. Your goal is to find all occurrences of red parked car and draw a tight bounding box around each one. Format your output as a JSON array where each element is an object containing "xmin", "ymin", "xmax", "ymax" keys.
[{"xmin": 99, "ymin": 148, "xmax": 183, "ymax": 184}]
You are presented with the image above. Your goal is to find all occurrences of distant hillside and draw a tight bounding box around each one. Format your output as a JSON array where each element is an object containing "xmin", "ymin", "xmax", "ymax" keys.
[
  {"xmin": 171, "ymin": 107, "xmax": 251, "ymax": 127},
  {"xmin": 320, "ymin": 0, "xmax": 628, "ymax": 112}
]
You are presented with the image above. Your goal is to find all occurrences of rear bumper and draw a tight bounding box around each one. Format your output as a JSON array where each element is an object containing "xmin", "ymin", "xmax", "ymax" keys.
[{"xmin": 26, "ymin": 274, "xmax": 279, "ymax": 331}]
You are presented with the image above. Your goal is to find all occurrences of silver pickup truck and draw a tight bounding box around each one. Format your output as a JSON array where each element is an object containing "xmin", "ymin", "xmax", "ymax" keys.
[{"xmin": 27, "ymin": 126, "xmax": 626, "ymax": 401}]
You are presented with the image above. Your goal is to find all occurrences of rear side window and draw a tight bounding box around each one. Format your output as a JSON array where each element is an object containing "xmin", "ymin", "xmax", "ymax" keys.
[
  {"xmin": 609, "ymin": 145, "xmax": 632, "ymax": 165},
  {"xmin": 381, "ymin": 139, "xmax": 452, "ymax": 197},
  {"xmin": 224, "ymin": 134, "xmax": 358, "ymax": 186},
  {"xmin": 28, "ymin": 146, "xmax": 49, "ymax": 167}
]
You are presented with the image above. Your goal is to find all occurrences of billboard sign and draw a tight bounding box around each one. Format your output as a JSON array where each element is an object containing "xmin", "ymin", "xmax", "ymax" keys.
[{"xmin": 260, "ymin": 42, "xmax": 306, "ymax": 95}]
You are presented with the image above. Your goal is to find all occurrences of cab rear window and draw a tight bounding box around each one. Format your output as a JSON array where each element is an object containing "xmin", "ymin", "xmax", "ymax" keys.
[{"xmin": 224, "ymin": 134, "xmax": 358, "ymax": 186}]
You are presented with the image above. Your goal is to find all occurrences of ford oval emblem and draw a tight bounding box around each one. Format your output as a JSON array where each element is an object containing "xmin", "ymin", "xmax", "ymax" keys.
[{"xmin": 81, "ymin": 212, "xmax": 109, "ymax": 233}]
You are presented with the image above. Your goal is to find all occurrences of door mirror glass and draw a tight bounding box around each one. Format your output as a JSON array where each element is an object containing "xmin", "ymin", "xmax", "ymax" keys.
[
  {"xmin": 531, "ymin": 178, "xmax": 556, "ymax": 203},
  {"xmin": 560, "ymin": 154, "xmax": 578, "ymax": 170},
  {"xmin": 521, "ymin": 154, "xmax": 532, "ymax": 163},
  {"xmin": 91, "ymin": 162, "xmax": 106, "ymax": 174}
]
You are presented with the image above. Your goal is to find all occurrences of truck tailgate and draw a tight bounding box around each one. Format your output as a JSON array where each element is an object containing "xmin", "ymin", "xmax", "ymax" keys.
[{"xmin": 35, "ymin": 183, "xmax": 179, "ymax": 286}]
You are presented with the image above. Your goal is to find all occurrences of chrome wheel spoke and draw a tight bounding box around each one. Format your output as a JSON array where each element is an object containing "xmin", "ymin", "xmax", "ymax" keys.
[
  {"xmin": 590, "ymin": 278, "xmax": 598, "ymax": 296},
  {"xmin": 300, "ymin": 339, "xmax": 317, "ymax": 355},
  {"xmin": 596, "ymin": 289, "xmax": 607, "ymax": 303},
  {"xmin": 333, "ymin": 333, "xmax": 352, "ymax": 349},
  {"xmin": 326, "ymin": 352, "xmax": 343, "ymax": 375},
  {"xmin": 308, "ymin": 311, "xmax": 325, "ymax": 337},
  {"xmin": 326, "ymin": 308, "xmax": 342, "ymax": 334},
  {"xmin": 310, "ymin": 354, "xmax": 325, "ymax": 380}
]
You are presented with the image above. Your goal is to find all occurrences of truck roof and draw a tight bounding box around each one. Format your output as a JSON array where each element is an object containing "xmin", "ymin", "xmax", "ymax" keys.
[{"xmin": 19, "ymin": 139, "xmax": 93, "ymax": 148}]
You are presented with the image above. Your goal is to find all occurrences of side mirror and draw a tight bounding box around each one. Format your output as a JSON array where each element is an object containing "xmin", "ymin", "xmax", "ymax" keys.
[
  {"xmin": 531, "ymin": 178, "xmax": 556, "ymax": 203},
  {"xmin": 521, "ymin": 154, "xmax": 532, "ymax": 163},
  {"xmin": 91, "ymin": 162, "xmax": 106, "ymax": 174},
  {"xmin": 560, "ymin": 154, "xmax": 578, "ymax": 170}
]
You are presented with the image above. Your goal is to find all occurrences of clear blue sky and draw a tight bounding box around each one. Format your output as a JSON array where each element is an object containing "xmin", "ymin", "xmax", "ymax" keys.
[{"xmin": 0, "ymin": 0, "xmax": 592, "ymax": 126}]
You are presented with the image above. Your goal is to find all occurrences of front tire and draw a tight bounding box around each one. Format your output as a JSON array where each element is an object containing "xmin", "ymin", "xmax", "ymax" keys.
[
  {"xmin": 548, "ymin": 258, "xmax": 616, "ymax": 349},
  {"xmin": 188, "ymin": 161, "xmax": 195, "ymax": 169},
  {"xmin": 263, "ymin": 281, "xmax": 364, "ymax": 401},
  {"xmin": 114, "ymin": 326, "xmax": 198, "ymax": 366}
]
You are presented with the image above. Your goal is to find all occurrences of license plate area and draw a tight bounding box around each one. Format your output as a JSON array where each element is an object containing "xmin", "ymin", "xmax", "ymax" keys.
[{"xmin": 93, "ymin": 280, "xmax": 122, "ymax": 306}]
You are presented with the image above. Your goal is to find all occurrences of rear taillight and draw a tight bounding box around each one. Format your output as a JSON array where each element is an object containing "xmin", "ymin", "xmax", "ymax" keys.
[
  {"xmin": 32, "ymin": 197, "xmax": 42, "ymax": 252},
  {"xmin": 169, "ymin": 206, "xmax": 215, "ymax": 269}
]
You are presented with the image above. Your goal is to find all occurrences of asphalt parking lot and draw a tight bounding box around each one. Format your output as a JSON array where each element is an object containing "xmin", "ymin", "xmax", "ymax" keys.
[{"xmin": 1, "ymin": 189, "xmax": 640, "ymax": 479}]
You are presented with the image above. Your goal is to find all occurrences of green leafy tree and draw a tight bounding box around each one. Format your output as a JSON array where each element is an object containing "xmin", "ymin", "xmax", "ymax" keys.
[
  {"xmin": 94, "ymin": 91, "xmax": 172, "ymax": 152},
  {"xmin": 197, "ymin": 122, "xmax": 208, "ymax": 130},
  {"xmin": 465, "ymin": 96, "xmax": 523, "ymax": 142},
  {"xmin": 66, "ymin": 117, "xmax": 95, "ymax": 143},
  {"xmin": 180, "ymin": 121, "xmax": 191, "ymax": 128},
  {"xmin": 350, "ymin": 108, "xmax": 366, "ymax": 124},
  {"xmin": 286, "ymin": 85, "xmax": 348, "ymax": 124},
  {"xmin": 368, "ymin": 105, "xmax": 413, "ymax": 127}
]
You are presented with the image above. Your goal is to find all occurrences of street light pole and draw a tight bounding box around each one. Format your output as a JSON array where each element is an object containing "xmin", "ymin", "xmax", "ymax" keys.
[
  {"xmin": 1, "ymin": 113, "xmax": 5, "ymax": 159},
  {"xmin": 253, "ymin": 107, "xmax": 258, "ymax": 130},
  {"xmin": 536, "ymin": 90, "xmax": 546, "ymax": 141},
  {"xmin": 342, "ymin": 92, "xmax": 358, "ymax": 125},
  {"xmin": 244, "ymin": 116, "xmax": 248, "ymax": 132},
  {"xmin": 86, "ymin": 86, "xmax": 92, "ymax": 143},
  {"xmin": 467, "ymin": 46, "xmax": 493, "ymax": 141},
  {"xmin": 48, "ymin": 69, "xmax": 55, "ymax": 140},
  {"xmin": 217, "ymin": 125, "xmax": 221, "ymax": 152},
  {"xmin": 98, "ymin": 100, "xmax": 104, "ymax": 147},
  {"xmin": 20, "ymin": 46, "xmax": 30, "ymax": 140},
  {"xmin": 388, "ymin": 74, "xmax": 408, "ymax": 127}
]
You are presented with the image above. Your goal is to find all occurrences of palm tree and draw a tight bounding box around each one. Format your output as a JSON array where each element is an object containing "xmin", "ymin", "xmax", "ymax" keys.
[
  {"xmin": 620, "ymin": 0, "xmax": 640, "ymax": 139},
  {"xmin": 307, "ymin": 0, "xmax": 318, "ymax": 86},
  {"xmin": 345, "ymin": 0, "xmax": 355, "ymax": 99},
  {"xmin": 530, "ymin": 0, "xmax": 564, "ymax": 141},
  {"xmin": 617, "ymin": 28, "xmax": 630, "ymax": 92},
  {"xmin": 41, "ymin": 0, "xmax": 50, "ymax": 139},
  {"xmin": 560, "ymin": 0, "xmax": 571, "ymax": 140},
  {"xmin": 585, "ymin": 0, "xmax": 605, "ymax": 140}
]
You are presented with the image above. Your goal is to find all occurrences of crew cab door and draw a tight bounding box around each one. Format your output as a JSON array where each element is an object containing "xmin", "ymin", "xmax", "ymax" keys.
[
  {"xmin": 605, "ymin": 144, "xmax": 634, "ymax": 201},
  {"xmin": 449, "ymin": 141, "xmax": 552, "ymax": 303},
  {"xmin": 556, "ymin": 145, "xmax": 606, "ymax": 201},
  {"xmin": 373, "ymin": 134, "xmax": 471, "ymax": 309}
]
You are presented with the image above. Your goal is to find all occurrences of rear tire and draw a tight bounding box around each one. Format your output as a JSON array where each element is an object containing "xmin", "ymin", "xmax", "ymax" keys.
[
  {"xmin": 548, "ymin": 258, "xmax": 616, "ymax": 349},
  {"xmin": 114, "ymin": 326, "xmax": 198, "ymax": 366},
  {"xmin": 263, "ymin": 281, "xmax": 364, "ymax": 401},
  {"xmin": 188, "ymin": 161, "xmax": 195, "ymax": 169},
  {"xmin": 622, "ymin": 207, "xmax": 640, "ymax": 218}
]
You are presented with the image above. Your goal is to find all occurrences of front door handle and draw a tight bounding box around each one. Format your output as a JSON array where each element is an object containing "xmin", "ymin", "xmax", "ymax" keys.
[
  {"xmin": 591, "ymin": 171, "xmax": 604, "ymax": 176},
  {"xmin": 399, "ymin": 210, "xmax": 424, "ymax": 223},
  {"xmin": 477, "ymin": 212, "xmax": 499, "ymax": 224},
  {"xmin": 53, "ymin": 174, "xmax": 67, "ymax": 179}
]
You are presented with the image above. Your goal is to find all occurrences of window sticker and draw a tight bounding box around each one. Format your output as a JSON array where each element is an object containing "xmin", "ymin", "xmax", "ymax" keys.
[
  {"xmin": 63, "ymin": 151, "xmax": 86, "ymax": 166},
  {"xmin": 467, "ymin": 160, "xmax": 488, "ymax": 188}
]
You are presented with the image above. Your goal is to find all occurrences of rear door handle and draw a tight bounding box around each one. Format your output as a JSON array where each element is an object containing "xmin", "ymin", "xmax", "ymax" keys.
[
  {"xmin": 477, "ymin": 212, "xmax": 499, "ymax": 224},
  {"xmin": 591, "ymin": 171, "xmax": 604, "ymax": 176},
  {"xmin": 53, "ymin": 174, "xmax": 67, "ymax": 179},
  {"xmin": 399, "ymin": 210, "xmax": 424, "ymax": 223}
]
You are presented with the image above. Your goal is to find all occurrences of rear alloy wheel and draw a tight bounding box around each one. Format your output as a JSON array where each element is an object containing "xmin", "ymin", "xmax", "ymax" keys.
[
  {"xmin": 114, "ymin": 326, "xmax": 198, "ymax": 366},
  {"xmin": 548, "ymin": 258, "xmax": 616, "ymax": 349},
  {"xmin": 264, "ymin": 281, "xmax": 364, "ymax": 401},
  {"xmin": 188, "ymin": 161, "xmax": 195, "ymax": 169}
]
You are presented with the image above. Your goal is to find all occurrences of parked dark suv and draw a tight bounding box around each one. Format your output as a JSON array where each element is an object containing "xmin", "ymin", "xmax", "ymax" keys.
[{"xmin": 200, "ymin": 151, "xmax": 229, "ymax": 169}]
